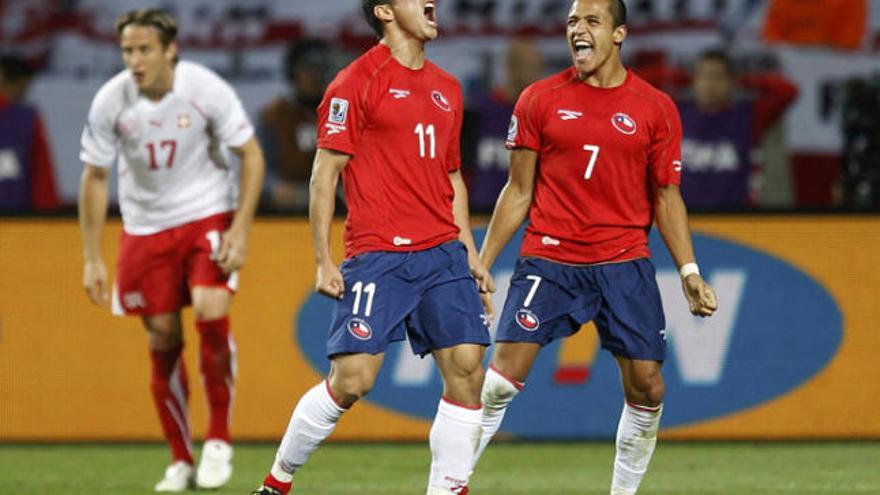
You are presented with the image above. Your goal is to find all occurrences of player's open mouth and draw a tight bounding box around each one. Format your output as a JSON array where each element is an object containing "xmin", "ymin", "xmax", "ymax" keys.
[
  {"xmin": 572, "ymin": 39, "xmax": 594, "ymax": 62},
  {"xmin": 425, "ymin": 2, "xmax": 437, "ymax": 27}
]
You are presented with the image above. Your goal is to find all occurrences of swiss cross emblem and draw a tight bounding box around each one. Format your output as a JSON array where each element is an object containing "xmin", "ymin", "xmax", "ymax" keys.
[{"xmin": 177, "ymin": 113, "xmax": 191, "ymax": 129}]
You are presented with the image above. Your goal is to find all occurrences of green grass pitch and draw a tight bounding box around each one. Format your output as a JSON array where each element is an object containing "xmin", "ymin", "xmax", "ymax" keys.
[{"xmin": 1, "ymin": 442, "xmax": 878, "ymax": 494}]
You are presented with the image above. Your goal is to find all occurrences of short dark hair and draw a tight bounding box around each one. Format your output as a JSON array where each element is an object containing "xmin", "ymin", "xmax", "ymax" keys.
[
  {"xmin": 362, "ymin": 0, "xmax": 391, "ymax": 37},
  {"xmin": 571, "ymin": 0, "xmax": 627, "ymax": 28},
  {"xmin": 115, "ymin": 9, "xmax": 178, "ymax": 47},
  {"xmin": 609, "ymin": 0, "xmax": 628, "ymax": 28},
  {"xmin": 698, "ymin": 49, "xmax": 735, "ymax": 76}
]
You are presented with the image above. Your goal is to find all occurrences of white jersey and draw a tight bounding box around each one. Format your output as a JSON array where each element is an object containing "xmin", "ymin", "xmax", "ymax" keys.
[{"xmin": 80, "ymin": 60, "xmax": 254, "ymax": 235}]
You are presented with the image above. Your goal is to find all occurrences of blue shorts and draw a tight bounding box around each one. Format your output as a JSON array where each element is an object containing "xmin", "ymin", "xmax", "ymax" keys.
[
  {"xmin": 326, "ymin": 241, "xmax": 490, "ymax": 358},
  {"xmin": 495, "ymin": 257, "xmax": 667, "ymax": 361}
]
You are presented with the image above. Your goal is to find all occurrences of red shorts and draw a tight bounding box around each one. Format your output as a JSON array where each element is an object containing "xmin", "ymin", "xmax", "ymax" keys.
[{"xmin": 112, "ymin": 212, "xmax": 237, "ymax": 316}]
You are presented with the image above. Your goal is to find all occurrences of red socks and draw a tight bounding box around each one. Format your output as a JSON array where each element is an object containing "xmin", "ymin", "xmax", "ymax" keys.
[
  {"xmin": 196, "ymin": 316, "xmax": 235, "ymax": 442},
  {"xmin": 149, "ymin": 316, "xmax": 234, "ymax": 464},
  {"xmin": 263, "ymin": 473, "xmax": 293, "ymax": 494},
  {"xmin": 149, "ymin": 345, "xmax": 193, "ymax": 464}
]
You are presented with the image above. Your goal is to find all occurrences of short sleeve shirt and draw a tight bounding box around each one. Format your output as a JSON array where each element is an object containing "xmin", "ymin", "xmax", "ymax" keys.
[
  {"xmin": 506, "ymin": 69, "xmax": 682, "ymax": 264},
  {"xmin": 80, "ymin": 61, "xmax": 254, "ymax": 234},
  {"xmin": 317, "ymin": 44, "xmax": 464, "ymax": 258}
]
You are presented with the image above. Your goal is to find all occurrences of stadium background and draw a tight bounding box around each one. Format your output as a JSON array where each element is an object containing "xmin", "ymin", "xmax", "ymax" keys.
[{"xmin": 2, "ymin": 0, "xmax": 879, "ymax": 445}]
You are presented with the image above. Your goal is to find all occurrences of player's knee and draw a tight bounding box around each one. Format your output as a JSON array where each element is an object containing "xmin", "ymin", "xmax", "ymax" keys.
[
  {"xmin": 191, "ymin": 288, "xmax": 230, "ymax": 321},
  {"xmin": 145, "ymin": 316, "xmax": 182, "ymax": 350},
  {"xmin": 451, "ymin": 353, "xmax": 485, "ymax": 392},
  {"xmin": 193, "ymin": 301, "xmax": 228, "ymax": 321},
  {"xmin": 330, "ymin": 370, "xmax": 376, "ymax": 407},
  {"xmin": 628, "ymin": 372, "xmax": 665, "ymax": 406}
]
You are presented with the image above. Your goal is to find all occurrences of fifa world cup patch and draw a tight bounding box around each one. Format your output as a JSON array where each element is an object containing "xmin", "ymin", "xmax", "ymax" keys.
[
  {"xmin": 347, "ymin": 318, "xmax": 373, "ymax": 340},
  {"xmin": 506, "ymin": 115, "xmax": 519, "ymax": 144},
  {"xmin": 515, "ymin": 308, "xmax": 540, "ymax": 331},
  {"xmin": 329, "ymin": 97, "xmax": 349, "ymax": 124}
]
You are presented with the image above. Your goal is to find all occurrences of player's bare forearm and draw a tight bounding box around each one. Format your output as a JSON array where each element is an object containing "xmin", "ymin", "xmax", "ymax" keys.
[
  {"xmin": 229, "ymin": 136, "xmax": 265, "ymax": 235},
  {"xmin": 309, "ymin": 149, "xmax": 349, "ymax": 265},
  {"xmin": 451, "ymin": 169, "xmax": 494, "ymax": 294},
  {"xmin": 479, "ymin": 148, "xmax": 538, "ymax": 269},
  {"xmin": 653, "ymin": 184, "xmax": 696, "ymax": 269},
  {"xmin": 655, "ymin": 184, "xmax": 717, "ymax": 316},
  {"xmin": 78, "ymin": 164, "xmax": 109, "ymax": 262},
  {"xmin": 78, "ymin": 164, "xmax": 110, "ymax": 305},
  {"xmin": 449, "ymin": 170, "xmax": 480, "ymax": 258}
]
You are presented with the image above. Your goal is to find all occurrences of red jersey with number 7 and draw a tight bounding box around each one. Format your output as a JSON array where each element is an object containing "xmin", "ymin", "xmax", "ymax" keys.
[
  {"xmin": 317, "ymin": 44, "xmax": 463, "ymax": 258},
  {"xmin": 506, "ymin": 68, "xmax": 682, "ymax": 265}
]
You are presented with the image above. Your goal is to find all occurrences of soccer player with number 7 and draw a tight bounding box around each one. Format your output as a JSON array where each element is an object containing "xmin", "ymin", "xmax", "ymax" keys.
[
  {"xmin": 471, "ymin": 1, "xmax": 718, "ymax": 494},
  {"xmin": 251, "ymin": 1, "xmax": 493, "ymax": 495},
  {"xmin": 78, "ymin": 9, "xmax": 264, "ymax": 492}
]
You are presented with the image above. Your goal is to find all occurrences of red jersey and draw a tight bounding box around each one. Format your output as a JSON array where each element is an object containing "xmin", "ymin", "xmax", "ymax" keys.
[
  {"xmin": 507, "ymin": 69, "xmax": 682, "ymax": 265},
  {"xmin": 317, "ymin": 44, "xmax": 463, "ymax": 258}
]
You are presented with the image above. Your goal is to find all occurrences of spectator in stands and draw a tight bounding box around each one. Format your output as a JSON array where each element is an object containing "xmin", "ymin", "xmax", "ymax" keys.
[
  {"xmin": 0, "ymin": 53, "xmax": 60, "ymax": 212},
  {"xmin": 676, "ymin": 49, "xmax": 798, "ymax": 209},
  {"xmin": 462, "ymin": 38, "xmax": 544, "ymax": 213},
  {"xmin": 258, "ymin": 39, "xmax": 336, "ymax": 212}
]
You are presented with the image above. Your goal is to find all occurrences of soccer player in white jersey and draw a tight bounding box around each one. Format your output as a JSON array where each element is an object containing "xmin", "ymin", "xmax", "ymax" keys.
[{"xmin": 78, "ymin": 9, "xmax": 264, "ymax": 492}]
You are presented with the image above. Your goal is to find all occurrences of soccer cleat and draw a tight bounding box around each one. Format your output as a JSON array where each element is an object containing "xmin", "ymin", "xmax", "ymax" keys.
[
  {"xmin": 154, "ymin": 461, "xmax": 194, "ymax": 492},
  {"xmin": 251, "ymin": 486, "xmax": 284, "ymax": 495},
  {"xmin": 196, "ymin": 439, "xmax": 233, "ymax": 489}
]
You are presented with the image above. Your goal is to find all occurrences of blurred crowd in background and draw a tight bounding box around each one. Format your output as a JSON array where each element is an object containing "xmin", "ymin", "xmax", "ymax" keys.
[{"xmin": 2, "ymin": 0, "xmax": 880, "ymax": 214}]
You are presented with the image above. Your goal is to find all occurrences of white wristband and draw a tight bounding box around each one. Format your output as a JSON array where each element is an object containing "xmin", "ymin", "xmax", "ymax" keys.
[{"xmin": 679, "ymin": 262, "xmax": 700, "ymax": 279}]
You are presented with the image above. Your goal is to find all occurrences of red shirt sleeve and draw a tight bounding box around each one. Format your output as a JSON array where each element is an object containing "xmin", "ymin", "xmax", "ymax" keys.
[
  {"xmin": 446, "ymin": 85, "xmax": 464, "ymax": 172},
  {"xmin": 30, "ymin": 114, "xmax": 61, "ymax": 210},
  {"xmin": 740, "ymin": 73, "xmax": 799, "ymax": 141},
  {"xmin": 316, "ymin": 70, "xmax": 365, "ymax": 156},
  {"xmin": 505, "ymin": 84, "xmax": 541, "ymax": 151},
  {"xmin": 648, "ymin": 94, "xmax": 683, "ymax": 188}
]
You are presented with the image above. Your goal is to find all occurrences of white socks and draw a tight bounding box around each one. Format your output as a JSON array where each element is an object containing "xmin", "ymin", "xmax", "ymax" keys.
[
  {"xmin": 427, "ymin": 398, "xmax": 483, "ymax": 494},
  {"xmin": 472, "ymin": 366, "xmax": 523, "ymax": 470},
  {"xmin": 611, "ymin": 402, "xmax": 663, "ymax": 495},
  {"xmin": 271, "ymin": 380, "xmax": 347, "ymax": 482}
]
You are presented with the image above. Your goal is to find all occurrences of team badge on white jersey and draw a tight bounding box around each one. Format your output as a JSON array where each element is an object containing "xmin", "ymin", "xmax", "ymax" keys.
[
  {"xmin": 329, "ymin": 97, "xmax": 349, "ymax": 124},
  {"xmin": 611, "ymin": 112, "xmax": 637, "ymax": 135},
  {"xmin": 177, "ymin": 113, "xmax": 191, "ymax": 129}
]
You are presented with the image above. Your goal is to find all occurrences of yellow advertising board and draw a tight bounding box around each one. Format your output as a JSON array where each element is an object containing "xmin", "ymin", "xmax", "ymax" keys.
[{"xmin": 0, "ymin": 216, "xmax": 878, "ymax": 441}]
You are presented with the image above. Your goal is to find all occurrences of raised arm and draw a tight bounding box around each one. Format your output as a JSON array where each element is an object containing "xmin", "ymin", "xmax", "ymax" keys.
[
  {"xmin": 78, "ymin": 164, "xmax": 110, "ymax": 305},
  {"xmin": 479, "ymin": 148, "xmax": 538, "ymax": 270},
  {"xmin": 309, "ymin": 148, "xmax": 350, "ymax": 299},
  {"xmin": 654, "ymin": 184, "xmax": 717, "ymax": 316},
  {"xmin": 216, "ymin": 136, "xmax": 266, "ymax": 274}
]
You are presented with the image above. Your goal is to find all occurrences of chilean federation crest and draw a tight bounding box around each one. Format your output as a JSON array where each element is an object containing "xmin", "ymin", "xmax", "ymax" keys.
[
  {"xmin": 431, "ymin": 90, "xmax": 452, "ymax": 112},
  {"xmin": 347, "ymin": 318, "xmax": 372, "ymax": 340},
  {"xmin": 515, "ymin": 308, "xmax": 540, "ymax": 331},
  {"xmin": 611, "ymin": 112, "xmax": 637, "ymax": 135}
]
